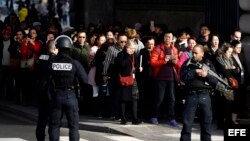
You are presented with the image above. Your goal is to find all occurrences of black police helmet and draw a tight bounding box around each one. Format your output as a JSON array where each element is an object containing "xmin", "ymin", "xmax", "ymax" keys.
[{"xmin": 54, "ymin": 35, "xmax": 73, "ymax": 49}]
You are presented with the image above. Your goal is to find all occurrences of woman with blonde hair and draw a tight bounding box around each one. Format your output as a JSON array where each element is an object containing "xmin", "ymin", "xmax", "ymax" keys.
[{"xmin": 115, "ymin": 40, "xmax": 142, "ymax": 125}]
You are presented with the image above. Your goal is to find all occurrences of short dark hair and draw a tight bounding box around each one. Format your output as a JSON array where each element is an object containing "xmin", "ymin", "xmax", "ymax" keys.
[
  {"xmin": 208, "ymin": 34, "xmax": 220, "ymax": 43},
  {"xmin": 176, "ymin": 28, "xmax": 188, "ymax": 38},
  {"xmin": 15, "ymin": 28, "xmax": 26, "ymax": 37},
  {"xmin": 117, "ymin": 32, "xmax": 127, "ymax": 38},
  {"xmin": 230, "ymin": 40, "xmax": 241, "ymax": 48},
  {"xmin": 29, "ymin": 27, "xmax": 38, "ymax": 33},
  {"xmin": 77, "ymin": 29, "xmax": 87, "ymax": 35},
  {"xmin": 188, "ymin": 36, "xmax": 197, "ymax": 42},
  {"xmin": 200, "ymin": 23, "xmax": 211, "ymax": 31},
  {"xmin": 47, "ymin": 31, "xmax": 55, "ymax": 36},
  {"xmin": 164, "ymin": 30, "xmax": 174, "ymax": 35},
  {"xmin": 141, "ymin": 36, "xmax": 155, "ymax": 45},
  {"xmin": 155, "ymin": 24, "xmax": 168, "ymax": 32},
  {"xmin": 230, "ymin": 27, "xmax": 241, "ymax": 35}
]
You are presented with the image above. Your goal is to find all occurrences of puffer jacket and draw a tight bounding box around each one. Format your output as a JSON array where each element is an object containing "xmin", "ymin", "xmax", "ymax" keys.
[{"xmin": 150, "ymin": 43, "xmax": 179, "ymax": 78}]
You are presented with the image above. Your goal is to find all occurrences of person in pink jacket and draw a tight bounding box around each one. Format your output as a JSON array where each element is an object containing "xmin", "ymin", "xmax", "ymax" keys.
[{"xmin": 178, "ymin": 37, "xmax": 197, "ymax": 70}]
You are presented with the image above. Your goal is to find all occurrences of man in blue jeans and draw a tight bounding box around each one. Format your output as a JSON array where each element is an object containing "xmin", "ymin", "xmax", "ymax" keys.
[
  {"xmin": 180, "ymin": 44, "xmax": 219, "ymax": 141},
  {"xmin": 150, "ymin": 31, "xmax": 179, "ymax": 127}
]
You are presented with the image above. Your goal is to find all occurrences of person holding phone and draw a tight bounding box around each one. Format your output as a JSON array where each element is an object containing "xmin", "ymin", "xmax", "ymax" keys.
[
  {"xmin": 19, "ymin": 27, "xmax": 42, "ymax": 105},
  {"xmin": 150, "ymin": 31, "xmax": 179, "ymax": 127}
]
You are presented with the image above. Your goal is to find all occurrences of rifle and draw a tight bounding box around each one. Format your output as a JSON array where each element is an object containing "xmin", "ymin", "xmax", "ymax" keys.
[
  {"xmin": 186, "ymin": 59, "xmax": 234, "ymax": 101},
  {"xmin": 186, "ymin": 59, "xmax": 231, "ymax": 89}
]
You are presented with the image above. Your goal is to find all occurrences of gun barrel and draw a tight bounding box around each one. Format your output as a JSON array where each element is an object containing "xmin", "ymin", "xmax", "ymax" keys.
[{"xmin": 207, "ymin": 70, "xmax": 230, "ymax": 88}]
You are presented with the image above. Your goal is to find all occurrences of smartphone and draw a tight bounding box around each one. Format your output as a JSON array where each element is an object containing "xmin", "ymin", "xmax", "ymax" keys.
[
  {"xmin": 170, "ymin": 55, "xmax": 176, "ymax": 61},
  {"xmin": 150, "ymin": 20, "xmax": 154, "ymax": 27},
  {"xmin": 25, "ymin": 29, "xmax": 29, "ymax": 35}
]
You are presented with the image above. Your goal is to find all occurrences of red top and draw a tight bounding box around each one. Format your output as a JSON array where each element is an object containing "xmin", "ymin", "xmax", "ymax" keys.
[
  {"xmin": 20, "ymin": 39, "xmax": 42, "ymax": 60},
  {"xmin": 20, "ymin": 39, "xmax": 42, "ymax": 70},
  {"xmin": 150, "ymin": 43, "xmax": 179, "ymax": 78}
]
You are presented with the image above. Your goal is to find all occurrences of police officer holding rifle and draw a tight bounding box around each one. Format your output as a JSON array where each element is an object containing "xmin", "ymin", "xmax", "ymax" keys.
[{"xmin": 180, "ymin": 44, "xmax": 233, "ymax": 141}]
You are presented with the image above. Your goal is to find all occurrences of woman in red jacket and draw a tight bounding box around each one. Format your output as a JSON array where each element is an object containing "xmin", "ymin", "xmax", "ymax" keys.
[
  {"xmin": 20, "ymin": 27, "xmax": 42, "ymax": 70},
  {"xmin": 19, "ymin": 27, "xmax": 42, "ymax": 105}
]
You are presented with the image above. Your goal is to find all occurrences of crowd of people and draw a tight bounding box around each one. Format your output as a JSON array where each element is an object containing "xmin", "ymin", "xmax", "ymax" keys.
[{"xmin": 0, "ymin": 2, "xmax": 250, "ymax": 141}]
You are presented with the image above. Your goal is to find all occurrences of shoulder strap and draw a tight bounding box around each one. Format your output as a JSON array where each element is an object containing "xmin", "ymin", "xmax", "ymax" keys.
[
  {"xmin": 131, "ymin": 55, "xmax": 135, "ymax": 74},
  {"xmin": 186, "ymin": 51, "xmax": 192, "ymax": 58}
]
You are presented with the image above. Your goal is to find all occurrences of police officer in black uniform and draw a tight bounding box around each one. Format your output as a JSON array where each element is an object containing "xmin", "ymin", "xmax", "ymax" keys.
[
  {"xmin": 48, "ymin": 35, "xmax": 88, "ymax": 141},
  {"xmin": 180, "ymin": 44, "xmax": 221, "ymax": 141},
  {"xmin": 35, "ymin": 40, "xmax": 58, "ymax": 141}
]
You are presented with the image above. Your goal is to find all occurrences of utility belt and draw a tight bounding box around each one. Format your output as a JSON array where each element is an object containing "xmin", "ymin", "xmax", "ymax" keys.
[
  {"xmin": 55, "ymin": 86, "xmax": 74, "ymax": 91},
  {"xmin": 188, "ymin": 88, "xmax": 211, "ymax": 95}
]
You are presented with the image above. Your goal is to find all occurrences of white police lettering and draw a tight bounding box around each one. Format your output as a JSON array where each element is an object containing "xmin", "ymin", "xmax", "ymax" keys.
[
  {"xmin": 228, "ymin": 129, "xmax": 246, "ymax": 136},
  {"xmin": 39, "ymin": 55, "xmax": 50, "ymax": 60},
  {"xmin": 52, "ymin": 63, "xmax": 72, "ymax": 71}
]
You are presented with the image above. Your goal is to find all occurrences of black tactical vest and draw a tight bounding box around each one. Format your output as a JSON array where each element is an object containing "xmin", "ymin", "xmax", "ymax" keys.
[
  {"xmin": 51, "ymin": 54, "xmax": 75, "ymax": 88},
  {"xmin": 186, "ymin": 61, "xmax": 212, "ymax": 90}
]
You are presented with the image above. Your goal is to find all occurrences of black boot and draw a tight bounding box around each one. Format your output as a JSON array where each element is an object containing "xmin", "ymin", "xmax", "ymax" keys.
[
  {"xmin": 132, "ymin": 119, "xmax": 142, "ymax": 125},
  {"xmin": 121, "ymin": 118, "xmax": 127, "ymax": 125}
]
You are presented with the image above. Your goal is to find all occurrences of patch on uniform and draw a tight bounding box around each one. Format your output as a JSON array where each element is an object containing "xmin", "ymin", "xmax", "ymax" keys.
[
  {"xmin": 39, "ymin": 55, "xmax": 50, "ymax": 60},
  {"xmin": 52, "ymin": 63, "xmax": 72, "ymax": 71}
]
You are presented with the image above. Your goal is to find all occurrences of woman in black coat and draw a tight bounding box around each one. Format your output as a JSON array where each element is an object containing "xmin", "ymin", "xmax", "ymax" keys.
[
  {"xmin": 231, "ymin": 40, "xmax": 249, "ymax": 124},
  {"xmin": 115, "ymin": 40, "xmax": 141, "ymax": 125},
  {"xmin": 216, "ymin": 42, "xmax": 239, "ymax": 125}
]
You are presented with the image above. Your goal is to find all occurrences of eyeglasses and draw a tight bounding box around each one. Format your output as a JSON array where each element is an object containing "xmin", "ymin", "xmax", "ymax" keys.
[{"xmin": 78, "ymin": 36, "xmax": 86, "ymax": 38}]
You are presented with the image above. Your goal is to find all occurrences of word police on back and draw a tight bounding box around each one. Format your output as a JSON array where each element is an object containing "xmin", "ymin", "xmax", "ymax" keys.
[{"xmin": 52, "ymin": 63, "xmax": 72, "ymax": 71}]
